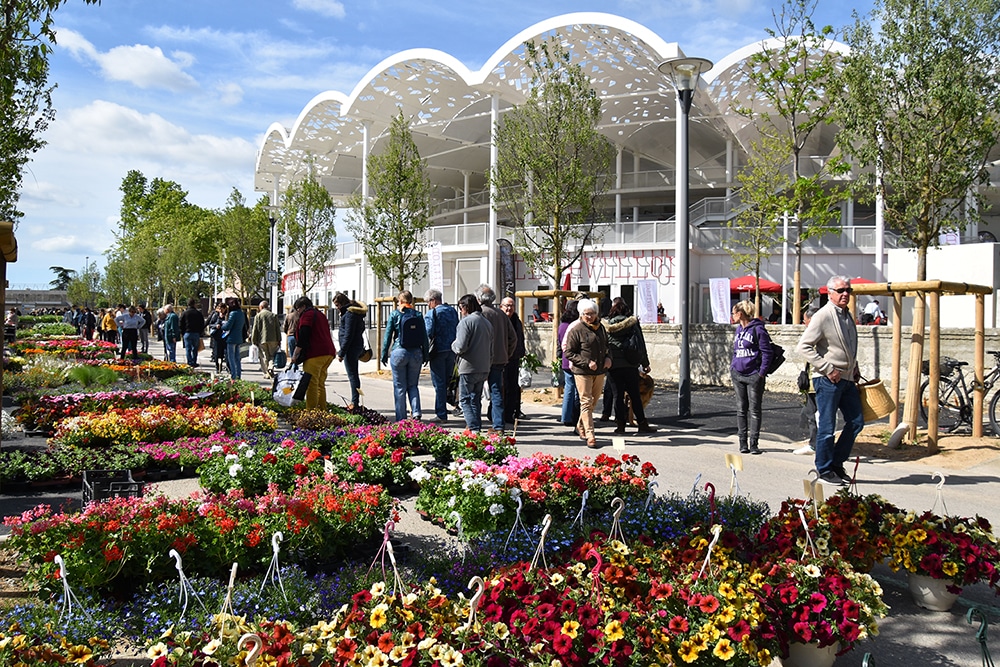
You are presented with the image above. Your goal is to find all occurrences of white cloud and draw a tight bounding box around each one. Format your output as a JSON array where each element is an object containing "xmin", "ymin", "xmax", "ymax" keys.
[
  {"xmin": 30, "ymin": 235, "xmax": 103, "ymax": 255},
  {"xmin": 56, "ymin": 28, "xmax": 198, "ymax": 92},
  {"xmin": 292, "ymin": 0, "xmax": 346, "ymax": 18},
  {"xmin": 46, "ymin": 100, "xmax": 255, "ymax": 172},
  {"xmin": 216, "ymin": 81, "xmax": 244, "ymax": 106}
]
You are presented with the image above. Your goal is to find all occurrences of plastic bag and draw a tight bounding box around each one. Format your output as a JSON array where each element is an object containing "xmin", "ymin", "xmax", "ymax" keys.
[
  {"xmin": 518, "ymin": 367, "xmax": 532, "ymax": 388},
  {"xmin": 273, "ymin": 367, "xmax": 304, "ymax": 407}
]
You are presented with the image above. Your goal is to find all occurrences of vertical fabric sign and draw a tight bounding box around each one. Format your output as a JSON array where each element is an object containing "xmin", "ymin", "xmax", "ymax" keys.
[
  {"xmin": 427, "ymin": 241, "xmax": 444, "ymax": 292},
  {"xmin": 709, "ymin": 278, "xmax": 731, "ymax": 323},
  {"xmin": 497, "ymin": 239, "xmax": 515, "ymax": 297},
  {"xmin": 636, "ymin": 279, "xmax": 658, "ymax": 324}
]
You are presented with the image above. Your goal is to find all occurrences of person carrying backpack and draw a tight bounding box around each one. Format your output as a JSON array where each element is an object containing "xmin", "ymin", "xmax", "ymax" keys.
[
  {"xmin": 381, "ymin": 290, "xmax": 429, "ymax": 421},
  {"xmin": 729, "ymin": 299, "xmax": 776, "ymax": 455},
  {"xmin": 604, "ymin": 297, "xmax": 656, "ymax": 435}
]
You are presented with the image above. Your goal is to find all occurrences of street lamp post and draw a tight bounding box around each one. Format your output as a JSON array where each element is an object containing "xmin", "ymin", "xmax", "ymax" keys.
[{"xmin": 658, "ymin": 56, "xmax": 712, "ymax": 419}]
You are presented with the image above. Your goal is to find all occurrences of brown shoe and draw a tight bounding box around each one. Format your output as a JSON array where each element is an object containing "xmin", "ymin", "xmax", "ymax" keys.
[
  {"xmin": 577, "ymin": 424, "xmax": 587, "ymax": 439},
  {"xmin": 586, "ymin": 438, "xmax": 598, "ymax": 448}
]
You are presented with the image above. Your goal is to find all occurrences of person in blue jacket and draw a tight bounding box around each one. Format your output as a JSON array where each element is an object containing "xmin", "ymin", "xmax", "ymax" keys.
[
  {"xmin": 221, "ymin": 297, "xmax": 247, "ymax": 379},
  {"xmin": 730, "ymin": 299, "xmax": 776, "ymax": 455}
]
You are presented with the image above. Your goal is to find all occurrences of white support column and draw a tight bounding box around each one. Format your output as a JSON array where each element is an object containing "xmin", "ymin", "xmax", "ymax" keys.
[
  {"xmin": 462, "ymin": 170, "xmax": 470, "ymax": 227},
  {"xmin": 966, "ymin": 187, "xmax": 979, "ymax": 241},
  {"xmin": 875, "ymin": 162, "xmax": 885, "ymax": 281},
  {"xmin": 488, "ymin": 94, "xmax": 499, "ymax": 288},
  {"xmin": 270, "ymin": 177, "xmax": 280, "ymax": 311},
  {"xmin": 360, "ymin": 121, "xmax": 371, "ymax": 300},
  {"xmin": 725, "ymin": 139, "xmax": 734, "ymax": 199},
  {"xmin": 615, "ymin": 146, "xmax": 623, "ymax": 227},
  {"xmin": 632, "ymin": 153, "xmax": 640, "ymax": 224}
]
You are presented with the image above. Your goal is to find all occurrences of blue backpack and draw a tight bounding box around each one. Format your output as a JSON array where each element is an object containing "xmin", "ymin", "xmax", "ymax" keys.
[{"xmin": 399, "ymin": 308, "xmax": 424, "ymax": 350}]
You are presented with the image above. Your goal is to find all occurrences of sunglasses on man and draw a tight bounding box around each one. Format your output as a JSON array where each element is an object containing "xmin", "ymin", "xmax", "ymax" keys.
[{"xmin": 832, "ymin": 287, "xmax": 853, "ymax": 294}]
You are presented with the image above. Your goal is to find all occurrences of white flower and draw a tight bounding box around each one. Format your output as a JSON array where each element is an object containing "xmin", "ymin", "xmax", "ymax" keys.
[
  {"xmin": 447, "ymin": 495, "xmax": 457, "ymax": 508},
  {"xmin": 370, "ymin": 581, "xmax": 386, "ymax": 597},
  {"xmin": 489, "ymin": 503, "xmax": 504, "ymax": 516},
  {"xmin": 483, "ymin": 482, "xmax": 500, "ymax": 497},
  {"xmin": 146, "ymin": 643, "xmax": 169, "ymax": 659},
  {"xmin": 244, "ymin": 449, "xmax": 255, "ymax": 459},
  {"xmin": 209, "ymin": 445, "xmax": 223, "ymax": 454},
  {"xmin": 409, "ymin": 466, "xmax": 431, "ymax": 483},
  {"xmin": 201, "ymin": 639, "xmax": 222, "ymax": 656},
  {"xmin": 229, "ymin": 463, "xmax": 243, "ymax": 477},
  {"xmin": 225, "ymin": 453, "xmax": 238, "ymax": 462},
  {"xmin": 803, "ymin": 564, "xmax": 822, "ymax": 578}
]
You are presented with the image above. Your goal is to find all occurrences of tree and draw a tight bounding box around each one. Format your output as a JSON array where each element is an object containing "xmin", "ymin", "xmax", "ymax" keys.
[
  {"xmin": 66, "ymin": 258, "xmax": 101, "ymax": 308},
  {"xmin": 346, "ymin": 111, "xmax": 433, "ymax": 294},
  {"xmin": 216, "ymin": 188, "xmax": 272, "ymax": 306},
  {"xmin": 728, "ymin": 135, "xmax": 793, "ymax": 315},
  {"xmin": 280, "ymin": 169, "xmax": 337, "ymax": 297},
  {"xmin": 491, "ymin": 37, "xmax": 615, "ymax": 356},
  {"xmin": 837, "ymin": 0, "xmax": 1000, "ymax": 280},
  {"xmin": 0, "ymin": 0, "xmax": 100, "ymax": 223},
  {"xmin": 735, "ymin": 0, "xmax": 848, "ymax": 322},
  {"xmin": 836, "ymin": 0, "xmax": 1000, "ymax": 445},
  {"xmin": 48, "ymin": 265, "xmax": 73, "ymax": 290},
  {"xmin": 109, "ymin": 171, "xmax": 215, "ymax": 306}
]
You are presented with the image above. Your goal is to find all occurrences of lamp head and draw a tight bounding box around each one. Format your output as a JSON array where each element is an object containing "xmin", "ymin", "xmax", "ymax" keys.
[{"xmin": 657, "ymin": 57, "xmax": 713, "ymax": 92}]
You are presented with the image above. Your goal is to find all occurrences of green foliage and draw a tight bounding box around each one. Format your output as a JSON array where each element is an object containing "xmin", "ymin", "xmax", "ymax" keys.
[
  {"xmin": 0, "ymin": 0, "xmax": 101, "ymax": 222},
  {"xmin": 216, "ymin": 188, "xmax": 272, "ymax": 305},
  {"xmin": 520, "ymin": 351, "xmax": 543, "ymax": 374},
  {"xmin": 345, "ymin": 111, "xmax": 433, "ymax": 293},
  {"xmin": 65, "ymin": 364, "xmax": 119, "ymax": 387},
  {"xmin": 836, "ymin": 0, "xmax": 1000, "ymax": 279},
  {"xmin": 492, "ymin": 38, "xmax": 615, "ymax": 289},
  {"xmin": 735, "ymin": 0, "xmax": 848, "ymax": 320},
  {"xmin": 280, "ymin": 166, "xmax": 338, "ymax": 296},
  {"xmin": 24, "ymin": 322, "xmax": 75, "ymax": 337},
  {"xmin": 47, "ymin": 266, "xmax": 73, "ymax": 290}
]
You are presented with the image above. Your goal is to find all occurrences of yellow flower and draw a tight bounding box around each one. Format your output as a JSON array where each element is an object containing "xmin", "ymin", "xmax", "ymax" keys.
[
  {"xmin": 678, "ymin": 640, "xmax": 701, "ymax": 663},
  {"xmin": 718, "ymin": 582, "xmax": 737, "ymax": 600},
  {"xmin": 493, "ymin": 622, "xmax": 510, "ymax": 640},
  {"xmin": 713, "ymin": 638, "xmax": 736, "ymax": 660},
  {"xmin": 370, "ymin": 603, "xmax": 389, "ymax": 628},
  {"xmin": 715, "ymin": 606, "xmax": 736, "ymax": 624},
  {"xmin": 146, "ymin": 642, "xmax": 169, "ymax": 660},
  {"xmin": 201, "ymin": 639, "xmax": 222, "ymax": 656},
  {"xmin": 942, "ymin": 561, "xmax": 959, "ymax": 577},
  {"xmin": 909, "ymin": 528, "xmax": 928, "ymax": 543},
  {"xmin": 370, "ymin": 582, "xmax": 386, "ymax": 597},
  {"xmin": 439, "ymin": 647, "xmax": 464, "ymax": 666},
  {"xmin": 549, "ymin": 573, "xmax": 565, "ymax": 586},
  {"xmin": 561, "ymin": 620, "xmax": 580, "ymax": 639},
  {"xmin": 65, "ymin": 644, "xmax": 94, "ymax": 664},
  {"xmin": 604, "ymin": 620, "xmax": 625, "ymax": 642}
]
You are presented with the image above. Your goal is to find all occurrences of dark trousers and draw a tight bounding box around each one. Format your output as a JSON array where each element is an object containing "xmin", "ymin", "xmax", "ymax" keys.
[
  {"xmin": 609, "ymin": 366, "xmax": 646, "ymax": 425},
  {"xmin": 120, "ymin": 329, "xmax": 139, "ymax": 359},
  {"xmin": 731, "ymin": 369, "xmax": 765, "ymax": 449},
  {"xmin": 503, "ymin": 359, "xmax": 523, "ymax": 424}
]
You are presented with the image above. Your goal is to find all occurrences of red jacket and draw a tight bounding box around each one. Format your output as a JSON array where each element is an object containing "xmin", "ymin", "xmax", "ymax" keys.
[{"xmin": 295, "ymin": 307, "xmax": 336, "ymax": 360}]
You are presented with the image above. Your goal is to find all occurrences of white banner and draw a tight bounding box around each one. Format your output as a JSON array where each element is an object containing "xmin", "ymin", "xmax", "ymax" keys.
[
  {"xmin": 426, "ymin": 242, "xmax": 443, "ymax": 292},
  {"xmin": 709, "ymin": 278, "xmax": 731, "ymax": 324},
  {"xmin": 636, "ymin": 279, "xmax": 658, "ymax": 324}
]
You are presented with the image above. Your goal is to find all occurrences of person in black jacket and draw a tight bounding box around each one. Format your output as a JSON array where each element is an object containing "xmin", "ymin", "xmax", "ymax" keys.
[
  {"xmin": 603, "ymin": 297, "xmax": 656, "ymax": 434},
  {"xmin": 499, "ymin": 296, "xmax": 526, "ymax": 424},
  {"xmin": 333, "ymin": 292, "xmax": 368, "ymax": 408},
  {"xmin": 179, "ymin": 298, "xmax": 206, "ymax": 367}
]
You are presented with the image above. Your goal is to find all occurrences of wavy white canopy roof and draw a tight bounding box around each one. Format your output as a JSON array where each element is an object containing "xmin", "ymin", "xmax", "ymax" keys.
[{"xmin": 254, "ymin": 12, "xmax": 840, "ymax": 203}]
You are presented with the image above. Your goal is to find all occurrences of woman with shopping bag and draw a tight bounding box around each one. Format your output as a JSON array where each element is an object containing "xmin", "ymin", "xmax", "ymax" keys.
[{"xmin": 289, "ymin": 296, "xmax": 336, "ymax": 409}]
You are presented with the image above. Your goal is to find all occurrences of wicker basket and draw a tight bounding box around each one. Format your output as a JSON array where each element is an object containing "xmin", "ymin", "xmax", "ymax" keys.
[{"xmin": 859, "ymin": 378, "xmax": 895, "ymax": 422}]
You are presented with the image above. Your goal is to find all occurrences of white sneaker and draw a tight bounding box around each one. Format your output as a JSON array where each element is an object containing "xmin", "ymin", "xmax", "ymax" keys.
[{"xmin": 793, "ymin": 445, "xmax": 815, "ymax": 456}]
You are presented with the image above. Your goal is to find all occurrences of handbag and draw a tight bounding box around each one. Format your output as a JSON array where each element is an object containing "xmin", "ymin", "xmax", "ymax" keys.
[
  {"xmin": 273, "ymin": 349, "xmax": 287, "ymax": 370},
  {"xmin": 797, "ymin": 364, "xmax": 810, "ymax": 392},
  {"xmin": 359, "ymin": 329, "xmax": 373, "ymax": 363},
  {"xmin": 197, "ymin": 338, "xmax": 205, "ymax": 353},
  {"xmin": 272, "ymin": 367, "xmax": 304, "ymax": 407},
  {"xmin": 858, "ymin": 376, "xmax": 895, "ymax": 422},
  {"xmin": 292, "ymin": 368, "xmax": 312, "ymax": 401}
]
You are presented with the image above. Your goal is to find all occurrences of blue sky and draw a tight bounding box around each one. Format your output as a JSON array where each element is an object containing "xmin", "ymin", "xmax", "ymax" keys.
[{"xmin": 11, "ymin": 0, "xmax": 871, "ymax": 290}]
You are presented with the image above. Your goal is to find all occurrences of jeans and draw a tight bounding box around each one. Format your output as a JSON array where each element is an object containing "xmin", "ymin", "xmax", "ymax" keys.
[
  {"xmin": 183, "ymin": 332, "xmax": 200, "ymax": 366},
  {"xmin": 139, "ymin": 329, "xmax": 149, "ymax": 353},
  {"xmin": 165, "ymin": 339, "xmax": 176, "ymax": 362},
  {"xmin": 731, "ymin": 369, "xmax": 765, "ymax": 449},
  {"xmin": 390, "ymin": 347, "xmax": 423, "ymax": 421},
  {"xmin": 429, "ymin": 351, "xmax": 456, "ymax": 420},
  {"xmin": 574, "ymin": 373, "xmax": 605, "ymax": 440},
  {"xmin": 487, "ymin": 364, "xmax": 505, "ymax": 430},
  {"xmin": 342, "ymin": 353, "xmax": 361, "ymax": 406},
  {"xmin": 814, "ymin": 376, "xmax": 865, "ymax": 474},
  {"xmin": 302, "ymin": 354, "xmax": 333, "ymax": 410},
  {"xmin": 459, "ymin": 372, "xmax": 488, "ymax": 431},
  {"xmin": 561, "ymin": 369, "xmax": 580, "ymax": 425},
  {"xmin": 226, "ymin": 342, "xmax": 242, "ymax": 379}
]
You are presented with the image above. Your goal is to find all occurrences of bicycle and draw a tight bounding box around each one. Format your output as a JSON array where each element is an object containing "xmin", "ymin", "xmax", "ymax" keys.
[{"xmin": 919, "ymin": 350, "xmax": 1000, "ymax": 435}]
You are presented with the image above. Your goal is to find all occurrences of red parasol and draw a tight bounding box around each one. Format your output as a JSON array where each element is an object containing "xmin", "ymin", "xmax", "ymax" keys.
[{"xmin": 730, "ymin": 275, "xmax": 782, "ymax": 293}]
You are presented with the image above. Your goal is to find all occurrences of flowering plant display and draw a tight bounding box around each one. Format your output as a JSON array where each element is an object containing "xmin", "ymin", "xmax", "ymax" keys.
[
  {"xmin": 197, "ymin": 436, "xmax": 329, "ymax": 494},
  {"xmin": 285, "ymin": 407, "xmax": 359, "ymax": 430},
  {"xmin": 424, "ymin": 427, "xmax": 519, "ymax": 464},
  {"xmin": 883, "ymin": 510, "xmax": 1000, "ymax": 590},
  {"xmin": 756, "ymin": 490, "xmax": 900, "ymax": 573},
  {"xmin": 4, "ymin": 476, "xmax": 395, "ymax": 594},
  {"xmin": 327, "ymin": 430, "xmax": 415, "ymax": 488},
  {"xmin": 8, "ymin": 337, "xmax": 119, "ymax": 360},
  {"xmin": 758, "ymin": 555, "xmax": 888, "ymax": 653},
  {"xmin": 15, "ymin": 388, "xmax": 200, "ymax": 432},
  {"xmin": 0, "ymin": 623, "xmax": 110, "ymax": 667},
  {"xmin": 412, "ymin": 453, "xmax": 657, "ymax": 539},
  {"xmin": 349, "ymin": 419, "xmax": 451, "ymax": 456},
  {"xmin": 53, "ymin": 404, "xmax": 278, "ymax": 448}
]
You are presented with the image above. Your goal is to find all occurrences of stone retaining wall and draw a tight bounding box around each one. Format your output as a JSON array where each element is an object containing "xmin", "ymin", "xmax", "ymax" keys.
[{"xmin": 524, "ymin": 323, "xmax": 1000, "ymax": 395}]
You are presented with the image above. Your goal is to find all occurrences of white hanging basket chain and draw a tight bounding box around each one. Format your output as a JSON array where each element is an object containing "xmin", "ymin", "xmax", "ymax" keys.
[
  {"xmin": 529, "ymin": 514, "xmax": 552, "ymax": 571},
  {"xmin": 570, "ymin": 490, "xmax": 589, "ymax": 533},
  {"xmin": 608, "ymin": 497, "xmax": 626, "ymax": 546},
  {"xmin": 931, "ymin": 471, "xmax": 949, "ymax": 516},
  {"xmin": 53, "ymin": 554, "xmax": 94, "ymax": 624},
  {"xmin": 259, "ymin": 532, "xmax": 287, "ymax": 602},
  {"xmin": 643, "ymin": 480, "xmax": 659, "ymax": 511},
  {"xmin": 797, "ymin": 505, "xmax": 819, "ymax": 561},
  {"xmin": 696, "ymin": 524, "xmax": 723, "ymax": 581},
  {"xmin": 504, "ymin": 495, "xmax": 531, "ymax": 552},
  {"xmin": 218, "ymin": 563, "xmax": 239, "ymax": 643},
  {"xmin": 169, "ymin": 548, "xmax": 209, "ymax": 622}
]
